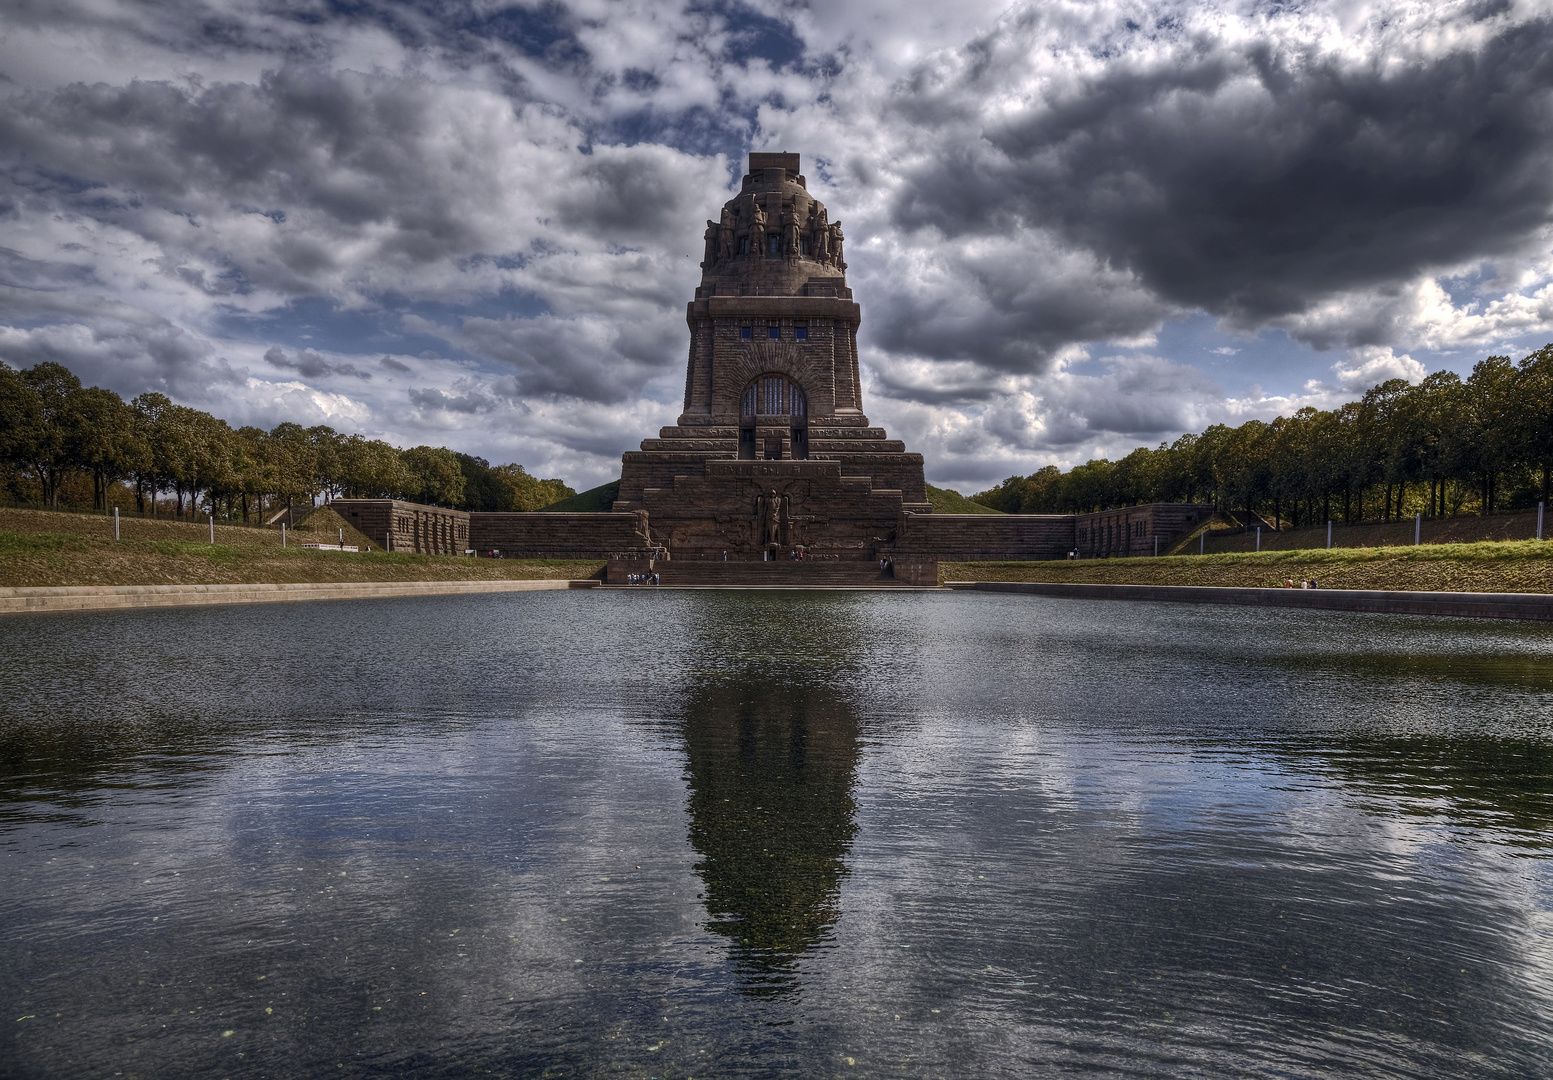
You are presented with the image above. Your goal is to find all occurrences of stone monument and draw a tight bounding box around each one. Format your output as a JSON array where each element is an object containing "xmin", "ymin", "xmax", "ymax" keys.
[{"xmin": 614, "ymin": 152, "xmax": 931, "ymax": 569}]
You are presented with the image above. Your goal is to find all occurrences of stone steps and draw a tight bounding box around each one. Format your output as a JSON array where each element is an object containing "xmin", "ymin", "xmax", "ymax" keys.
[{"xmin": 639, "ymin": 560, "xmax": 916, "ymax": 587}]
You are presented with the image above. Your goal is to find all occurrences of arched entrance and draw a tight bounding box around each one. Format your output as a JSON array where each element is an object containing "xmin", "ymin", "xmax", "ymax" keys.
[{"xmin": 739, "ymin": 373, "xmax": 808, "ymax": 460}]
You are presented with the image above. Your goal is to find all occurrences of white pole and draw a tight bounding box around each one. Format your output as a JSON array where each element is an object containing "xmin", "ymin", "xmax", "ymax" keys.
[
  {"xmin": 1327, "ymin": 519, "xmax": 1333, "ymax": 549},
  {"xmin": 1256, "ymin": 526, "xmax": 1260, "ymax": 552},
  {"xmin": 282, "ymin": 523, "xmax": 286, "ymax": 548},
  {"xmin": 113, "ymin": 506, "xmax": 119, "ymax": 540},
  {"xmin": 1200, "ymin": 530, "xmax": 1205, "ymax": 555},
  {"xmin": 339, "ymin": 527, "xmax": 343, "ymax": 545},
  {"xmin": 209, "ymin": 514, "xmax": 214, "ymax": 544},
  {"xmin": 1154, "ymin": 535, "xmax": 1159, "ymax": 557},
  {"xmin": 1415, "ymin": 511, "xmax": 1421, "ymax": 546}
]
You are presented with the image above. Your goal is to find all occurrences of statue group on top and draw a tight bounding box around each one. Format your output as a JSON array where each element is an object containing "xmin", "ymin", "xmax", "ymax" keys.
[{"xmin": 701, "ymin": 194, "xmax": 845, "ymax": 272}]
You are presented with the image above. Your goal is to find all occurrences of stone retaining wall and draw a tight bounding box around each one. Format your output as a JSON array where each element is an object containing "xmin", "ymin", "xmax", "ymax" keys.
[
  {"xmin": 468, "ymin": 512, "xmax": 653, "ymax": 558},
  {"xmin": 945, "ymin": 581, "xmax": 1553, "ymax": 620},
  {"xmin": 892, "ymin": 514, "xmax": 1076, "ymax": 561},
  {"xmin": 0, "ymin": 579, "xmax": 596, "ymax": 615}
]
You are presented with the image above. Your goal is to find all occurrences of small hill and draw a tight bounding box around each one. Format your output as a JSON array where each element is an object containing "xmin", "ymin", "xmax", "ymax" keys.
[
  {"xmin": 926, "ymin": 484, "xmax": 1005, "ymax": 514},
  {"xmin": 538, "ymin": 480, "xmax": 621, "ymax": 513}
]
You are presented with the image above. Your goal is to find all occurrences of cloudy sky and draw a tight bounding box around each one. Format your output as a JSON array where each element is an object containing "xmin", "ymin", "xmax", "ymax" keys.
[{"xmin": 3, "ymin": 0, "xmax": 1553, "ymax": 493}]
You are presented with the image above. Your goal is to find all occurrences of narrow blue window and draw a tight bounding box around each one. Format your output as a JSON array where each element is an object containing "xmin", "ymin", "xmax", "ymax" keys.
[
  {"xmin": 741, "ymin": 326, "xmax": 752, "ymax": 339},
  {"xmin": 794, "ymin": 325, "xmax": 808, "ymax": 340},
  {"xmin": 768, "ymin": 325, "xmax": 780, "ymax": 339}
]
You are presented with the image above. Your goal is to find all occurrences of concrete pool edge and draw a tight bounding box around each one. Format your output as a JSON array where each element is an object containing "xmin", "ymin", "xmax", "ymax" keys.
[
  {"xmin": 945, "ymin": 580, "xmax": 1553, "ymax": 621},
  {"xmin": 0, "ymin": 578, "xmax": 600, "ymax": 614}
]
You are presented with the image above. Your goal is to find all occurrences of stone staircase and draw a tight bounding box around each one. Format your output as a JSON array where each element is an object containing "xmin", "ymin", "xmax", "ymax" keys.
[{"xmin": 615, "ymin": 559, "xmax": 923, "ymax": 587}]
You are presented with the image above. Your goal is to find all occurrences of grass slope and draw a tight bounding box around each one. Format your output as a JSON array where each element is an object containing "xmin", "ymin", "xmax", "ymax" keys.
[
  {"xmin": 925, "ymin": 484, "xmax": 1004, "ymax": 514},
  {"xmin": 538, "ymin": 480, "xmax": 621, "ymax": 513},
  {"xmin": 944, "ymin": 540, "xmax": 1553, "ymax": 593},
  {"xmin": 0, "ymin": 509, "xmax": 601, "ymax": 587},
  {"xmin": 1193, "ymin": 510, "xmax": 1545, "ymax": 554}
]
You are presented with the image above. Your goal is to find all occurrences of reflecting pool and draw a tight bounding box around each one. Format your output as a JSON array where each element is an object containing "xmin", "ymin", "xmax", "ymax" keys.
[{"xmin": 2, "ymin": 591, "xmax": 1551, "ymax": 1077}]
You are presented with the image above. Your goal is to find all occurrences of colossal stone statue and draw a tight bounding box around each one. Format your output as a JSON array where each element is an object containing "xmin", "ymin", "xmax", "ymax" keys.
[
  {"xmin": 809, "ymin": 205, "xmax": 829, "ymax": 264},
  {"xmin": 749, "ymin": 200, "xmax": 767, "ymax": 259},
  {"xmin": 760, "ymin": 488, "xmax": 782, "ymax": 546},
  {"xmin": 718, "ymin": 207, "xmax": 735, "ymax": 263}
]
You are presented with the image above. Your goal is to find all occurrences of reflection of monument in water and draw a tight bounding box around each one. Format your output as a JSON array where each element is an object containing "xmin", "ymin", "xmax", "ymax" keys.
[{"xmin": 678, "ymin": 676, "xmax": 860, "ymax": 994}]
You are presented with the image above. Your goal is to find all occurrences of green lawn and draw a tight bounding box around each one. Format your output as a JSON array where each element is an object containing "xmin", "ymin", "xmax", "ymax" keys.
[
  {"xmin": 944, "ymin": 540, "xmax": 1553, "ymax": 593},
  {"xmin": 0, "ymin": 509, "xmax": 601, "ymax": 587}
]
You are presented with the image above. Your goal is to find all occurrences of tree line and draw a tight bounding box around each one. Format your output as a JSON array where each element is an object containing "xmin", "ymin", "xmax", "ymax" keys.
[
  {"xmin": 0, "ymin": 361, "xmax": 574, "ymax": 520},
  {"xmin": 972, "ymin": 345, "xmax": 1553, "ymax": 526}
]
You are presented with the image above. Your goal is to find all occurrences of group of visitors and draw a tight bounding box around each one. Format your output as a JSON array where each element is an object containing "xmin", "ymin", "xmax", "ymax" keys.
[
  {"xmin": 1283, "ymin": 578, "xmax": 1321, "ymax": 589},
  {"xmin": 627, "ymin": 572, "xmax": 660, "ymax": 585}
]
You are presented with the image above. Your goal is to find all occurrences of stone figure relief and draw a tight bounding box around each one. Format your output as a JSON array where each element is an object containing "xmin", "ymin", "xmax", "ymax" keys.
[
  {"xmin": 702, "ymin": 219, "xmax": 720, "ymax": 268},
  {"xmin": 809, "ymin": 204, "xmax": 829, "ymax": 264},
  {"xmin": 828, "ymin": 221, "xmax": 844, "ymax": 269},
  {"xmin": 718, "ymin": 207, "xmax": 735, "ymax": 263},
  {"xmin": 757, "ymin": 488, "xmax": 782, "ymax": 547},
  {"xmin": 784, "ymin": 213, "xmax": 801, "ymax": 264},
  {"xmin": 749, "ymin": 200, "xmax": 767, "ymax": 259}
]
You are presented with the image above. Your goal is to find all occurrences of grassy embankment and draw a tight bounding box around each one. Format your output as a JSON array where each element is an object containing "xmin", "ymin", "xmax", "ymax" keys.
[
  {"xmin": 1190, "ymin": 509, "xmax": 1544, "ymax": 555},
  {"xmin": 0, "ymin": 508, "xmax": 603, "ymax": 588},
  {"xmin": 925, "ymin": 484, "xmax": 1003, "ymax": 514},
  {"xmin": 944, "ymin": 539, "xmax": 1553, "ymax": 593}
]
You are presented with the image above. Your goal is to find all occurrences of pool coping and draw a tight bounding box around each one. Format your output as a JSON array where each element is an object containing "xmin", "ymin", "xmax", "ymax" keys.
[
  {"xmin": 944, "ymin": 580, "xmax": 1553, "ymax": 621},
  {"xmin": 0, "ymin": 578, "xmax": 600, "ymax": 614}
]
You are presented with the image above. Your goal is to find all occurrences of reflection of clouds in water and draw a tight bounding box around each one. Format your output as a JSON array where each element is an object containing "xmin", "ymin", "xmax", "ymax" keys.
[
  {"xmin": 5, "ymin": 593, "xmax": 1553, "ymax": 1075},
  {"xmin": 822, "ymin": 718, "xmax": 1553, "ymax": 1075},
  {"xmin": 678, "ymin": 675, "xmax": 860, "ymax": 995}
]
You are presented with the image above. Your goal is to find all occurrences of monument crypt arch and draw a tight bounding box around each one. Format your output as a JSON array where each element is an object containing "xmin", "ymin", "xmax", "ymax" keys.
[{"xmin": 338, "ymin": 153, "xmax": 1213, "ymax": 583}]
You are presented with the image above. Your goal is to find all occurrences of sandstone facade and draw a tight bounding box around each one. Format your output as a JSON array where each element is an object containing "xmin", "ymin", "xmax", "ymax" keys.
[
  {"xmin": 615, "ymin": 152, "xmax": 930, "ymax": 563},
  {"xmin": 331, "ymin": 499, "xmax": 470, "ymax": 554}
]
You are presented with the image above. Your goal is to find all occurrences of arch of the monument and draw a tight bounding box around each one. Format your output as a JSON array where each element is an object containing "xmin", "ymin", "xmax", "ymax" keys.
[
  {"xmin": 741, "ymin": 373, "xmax": 807, "ymax": 418},
  {"xmin": 739, "ymin": 372, "xmax": 808, "ymax": 460}
]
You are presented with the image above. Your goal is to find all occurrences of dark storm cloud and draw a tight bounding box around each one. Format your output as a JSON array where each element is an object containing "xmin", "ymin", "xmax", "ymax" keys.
[
  {"xmin": 408, "ymin": 386, "xmax": 491, "ymax": 415},
  {"xmin": 458, "ymin": 313, "xmax": 679, "ymax": 403},
  {"xmin": 889, "ymin": 12, "xmax": 1553, "ymax": 340},
  {"xmin": 264, "ymin": 345, "xmax": 371, "ymax": 380}
]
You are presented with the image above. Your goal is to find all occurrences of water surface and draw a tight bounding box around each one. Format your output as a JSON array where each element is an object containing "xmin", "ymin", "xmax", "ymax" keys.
[{"xmin": 2, "ymin": 591, "xmax": 1551, "ymax": 1078}]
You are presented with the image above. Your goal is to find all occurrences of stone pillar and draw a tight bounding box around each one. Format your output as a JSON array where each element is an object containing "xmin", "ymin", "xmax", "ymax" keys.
[
  {"xmin": 834, "ymin": 324, "xmax": 855, "ymax": 411},
  {"xmin": 849, "ymin": 320, "xmax": 863, "ymax": 412}
]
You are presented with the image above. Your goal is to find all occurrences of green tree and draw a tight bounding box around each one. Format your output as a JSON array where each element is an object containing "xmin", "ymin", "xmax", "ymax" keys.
[
  {"xmin": 11, "ymin": 363, "xmax": 84, "ymax": 508},
  {"xmin": 339, "ymin": 435, "xmax": 409, "ymax": 498},
  {"xmin": 492, "ymin": 463, "xmax": 574, "ymax": 510},
  {"xmin": 400, "ymin": 445, "xmax": 466, "ymax": 506},
  {"xmin": 1461, "ymin": 356, "xmax": 1520, "ymax": 514},
  {"xmin": 68, "ymin": 386, "xmax": 140, "ymax": 510},
  {"xmin": 1516, "ymin": 344, "xmax": 1553, "ymax": 505}
]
